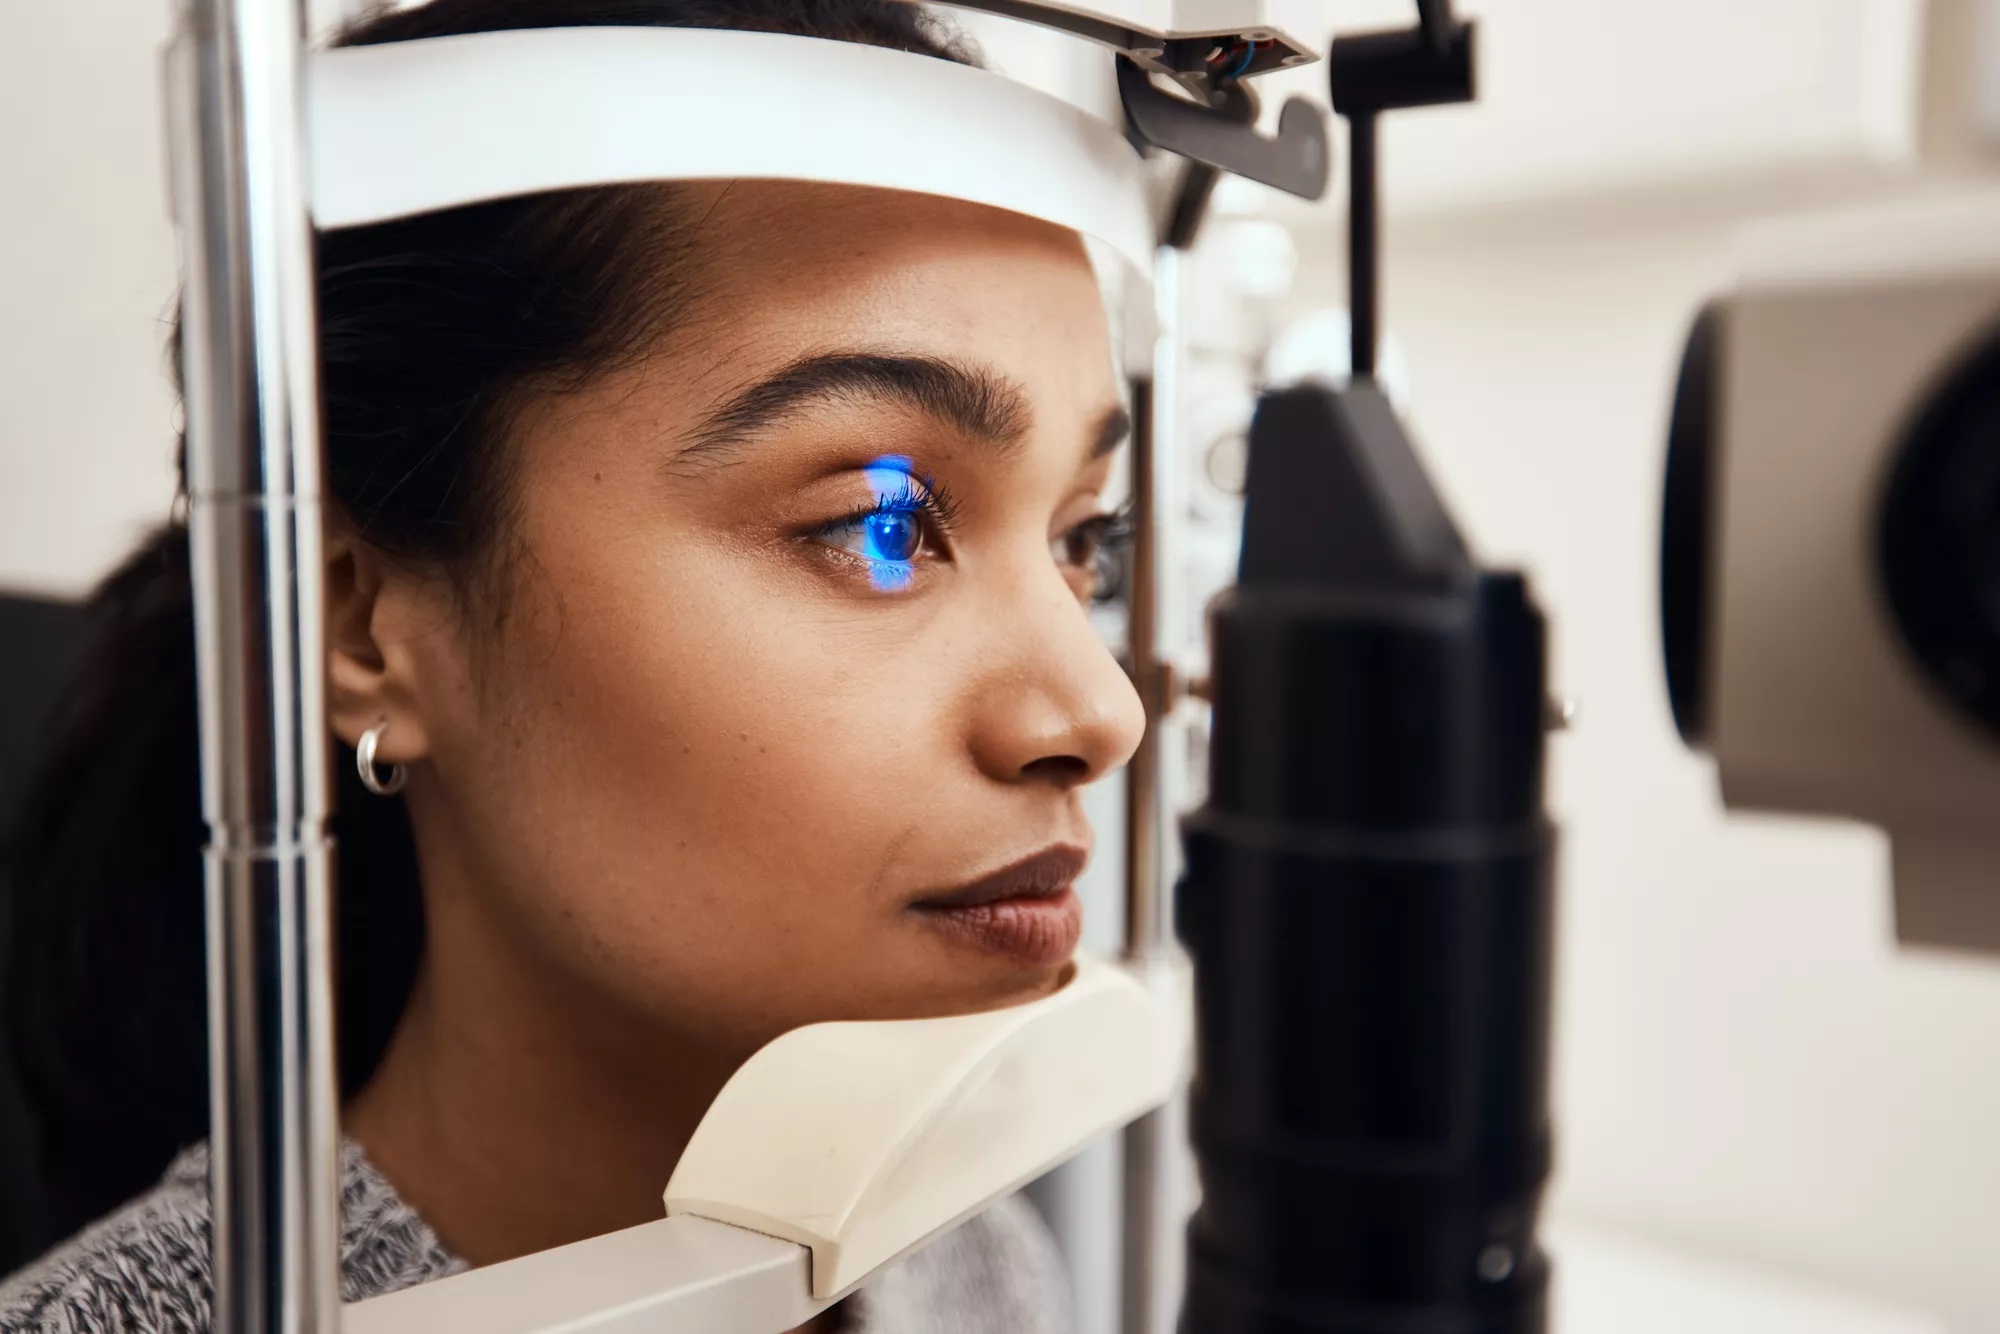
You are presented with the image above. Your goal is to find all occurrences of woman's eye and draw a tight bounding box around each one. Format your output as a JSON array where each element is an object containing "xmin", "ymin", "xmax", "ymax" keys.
[
  {"xmin": 1054, "ymin": 522, "xmax": 1105, "ymax": 570},
  {"xmin": 812, "ymin": 500, "xmax": 941, "ymax": 592},
  {"xmin": 832, "ymin": 509, "xmax": 924, "ymax": 564},
  {"xmin": 807, "ymin": 460, "xmax": 958, "ymax": 591},
  {"xmin": 1052, "ymin": 510, "xmax": 1129, "ymax": 602}
]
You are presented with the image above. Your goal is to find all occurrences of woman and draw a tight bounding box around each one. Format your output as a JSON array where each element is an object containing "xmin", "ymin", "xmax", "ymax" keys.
[{"xmin": 0, "ymin": 0, "xmax": 1144, "ymax": 1328}]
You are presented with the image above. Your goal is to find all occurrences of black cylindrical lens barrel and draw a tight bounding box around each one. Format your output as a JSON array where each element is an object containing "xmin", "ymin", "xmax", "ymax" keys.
[{"xmin": 1178, "ymin": 387, "xmax": 1555, "ymax": 1334}]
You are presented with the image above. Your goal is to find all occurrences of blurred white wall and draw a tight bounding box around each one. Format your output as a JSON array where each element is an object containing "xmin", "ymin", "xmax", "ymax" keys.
[
  {"xmin": 1252, "ymin": 0, "xmax": 1927, "ymax": 215},
  {"xmin": 0, "ymin": 0, "xmax": 179, "ymax": 595}
]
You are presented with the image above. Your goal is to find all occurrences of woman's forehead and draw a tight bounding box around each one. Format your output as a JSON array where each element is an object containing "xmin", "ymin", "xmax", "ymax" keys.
[
  {"xmin": 520, "ymin": 191, "xmax": 1125, "ymax": 485},
  {"xmin": 662, "ymin": 182, "xmax": 1118, "ymax": 394},
  {"xmin": 683, "ymin": 180, "xmax": 1101, "ymax": 296}
]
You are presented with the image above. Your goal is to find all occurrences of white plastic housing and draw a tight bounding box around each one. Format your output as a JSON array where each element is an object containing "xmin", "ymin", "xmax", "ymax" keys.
[
  {"xmin": 1706, "ymin": 189, "xmax": 2000, "ymax": 951},
  {"xmin": 665, "ymin": 950, "xmax": 1185, "ymax": 1299},
  {"xmin": 344, "ymin": 953, "xmax": 1185, "ymax": 1331}
]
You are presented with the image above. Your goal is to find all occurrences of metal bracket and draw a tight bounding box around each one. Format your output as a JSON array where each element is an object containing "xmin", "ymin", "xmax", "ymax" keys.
[
  {"xmin": 935, "ymin": 0, "xmax": 1318, "ymax": 88},
  {"xmin": 1116, "ymin": 57, "xmax": 1330, "ymax": 200},
  {"xmin": 1330, "ymin": 14, "xmax": 1476, "ymax": 377}
]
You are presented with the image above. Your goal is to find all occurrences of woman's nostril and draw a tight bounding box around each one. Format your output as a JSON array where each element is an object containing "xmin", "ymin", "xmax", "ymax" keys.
[{"xmin": 1022, "ymin": 753, "xmax": 1092, "ymax": 785}]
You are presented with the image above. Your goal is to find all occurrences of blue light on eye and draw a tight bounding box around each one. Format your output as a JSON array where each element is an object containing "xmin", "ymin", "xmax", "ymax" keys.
[
  {"xmin": 861, "ymin": 453, "xmax": 919, "ymax": 592},
  {"xmin": 867, "ymin": 560, "xmax": 914, "ymax": 592},
  {"xmin": 862, "ymin": 511, "xmax": 920, "ymax": 563},
  {"xmin": 863, "ymin": 454, "xmax": 914, "ymax": 499}
]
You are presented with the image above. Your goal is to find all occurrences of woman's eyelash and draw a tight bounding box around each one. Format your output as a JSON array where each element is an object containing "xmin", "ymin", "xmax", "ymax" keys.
[
  {"xmin": 806, "ymin": 469, "xmax": 960, "ymax": 540},
  {"xmin": 1070, "ymin": 502, "xmax": 1134, "ymax": 555},
  {"xmin": 1069, "ymin": 500, "xmax": 1135, "ymax": 605},
  {"xmin": 883, "ymin": 471, "xmax": 962, "ymax": 531}
]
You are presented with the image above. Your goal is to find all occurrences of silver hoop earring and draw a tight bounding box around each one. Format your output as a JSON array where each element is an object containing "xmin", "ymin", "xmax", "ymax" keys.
[{"xmin": 356, "ymin": 720, "xmax": 408, "ymax": 797}]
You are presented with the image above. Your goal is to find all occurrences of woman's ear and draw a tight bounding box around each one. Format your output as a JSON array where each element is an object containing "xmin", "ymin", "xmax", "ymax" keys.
[{"xmin": 326, "ymin": 527, "xmax": 434, "ymax": 765}]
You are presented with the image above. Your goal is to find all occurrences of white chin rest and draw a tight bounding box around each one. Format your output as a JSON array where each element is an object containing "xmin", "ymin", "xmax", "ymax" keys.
[
  {"xmin": 307, "ymin": 25, "xmax": 1155, "ymax": 282},
  {"xmin": 665, "ymin": 950, "xmax": 1186, "ymax": 1299}
]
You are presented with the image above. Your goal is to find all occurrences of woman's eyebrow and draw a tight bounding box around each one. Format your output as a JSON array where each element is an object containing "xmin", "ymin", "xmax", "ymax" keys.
[{"xmin": 677, "ymin": 352, "xmax": 1033, "ymax": 464}]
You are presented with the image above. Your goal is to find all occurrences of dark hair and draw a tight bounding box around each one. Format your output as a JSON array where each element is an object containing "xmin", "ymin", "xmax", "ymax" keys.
[{"xmin": 4, "ymin": 0, "xmax": 973, "ymax": 1239}]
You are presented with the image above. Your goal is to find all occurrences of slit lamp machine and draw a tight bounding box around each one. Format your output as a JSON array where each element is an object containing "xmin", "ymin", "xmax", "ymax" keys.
[{"xmin": 162, "ymin": 0, "xmax": 2000, "ymax": 1328}]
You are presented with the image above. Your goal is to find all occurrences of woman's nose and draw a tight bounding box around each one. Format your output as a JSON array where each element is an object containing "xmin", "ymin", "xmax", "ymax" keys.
[{"xmin": 965, "ymin": 572, "xmax": 1146, "ymax": 789}]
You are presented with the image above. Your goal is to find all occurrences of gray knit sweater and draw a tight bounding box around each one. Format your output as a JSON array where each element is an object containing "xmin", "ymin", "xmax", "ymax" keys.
[{"xmin": 0, "ymin": 1142, "xmax": 1071, "ymax": 1333}]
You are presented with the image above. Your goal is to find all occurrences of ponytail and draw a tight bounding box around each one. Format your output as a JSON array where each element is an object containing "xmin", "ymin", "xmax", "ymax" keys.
[
  {"xmin": 7, "ymin": 527, "xmax": 208, "ymax": 1235},
  {"xmin": 4, "ymin": 527, "xmax": 424, "ymax": 1237}
]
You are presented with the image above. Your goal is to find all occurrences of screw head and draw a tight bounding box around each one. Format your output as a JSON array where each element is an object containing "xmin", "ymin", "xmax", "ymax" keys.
[{"xmin": 1476, "ymin": 1244, "xmax": 1516, "ymax": 1283}]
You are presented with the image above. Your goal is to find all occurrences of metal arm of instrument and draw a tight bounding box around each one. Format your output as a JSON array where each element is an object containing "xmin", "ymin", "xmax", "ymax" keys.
[
  {"xmin": 1116, "ymin": 57, "xmax": 1331, "ymax": 200},
  {"xmin": 935, "ymin": 0, "xmax": 1320, "ymax": 83},
  {"xmin": 1327, "ymin": 6, "xmax": 1474, "ymax": 377},
  {"xmin": 1416, "ymin": 0, "xmax": 1455, "ymax": 52}
]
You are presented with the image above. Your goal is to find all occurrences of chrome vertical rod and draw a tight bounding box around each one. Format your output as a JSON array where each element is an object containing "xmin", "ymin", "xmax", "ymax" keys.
[
  {"xmin": 164, "ymin": 0, "xmax": 340, "ymax": 1328},
  {"xmin": 1121, "ymin": 246, "xmax": 1189, "ymax": 1334}
]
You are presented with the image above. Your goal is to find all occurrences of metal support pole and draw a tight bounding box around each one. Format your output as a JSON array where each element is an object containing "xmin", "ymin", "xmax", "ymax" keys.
[
  {"xmin": 1347, "ymin": 109, "xmax": 1379, "ymax": 381},
  {"xmin": 1122, "ymin": 371, "xmax": 1164, "ymax": 955},
  {"xmin": 164, "ymin": 0, "xmax": 340, "ymax": 1328},
  {"xmin": 1121, "ymin": 246, "xmax": 1189, "ymax": 1334}
]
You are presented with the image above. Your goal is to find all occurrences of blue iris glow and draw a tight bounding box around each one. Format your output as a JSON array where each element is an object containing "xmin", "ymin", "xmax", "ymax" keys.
[{"xmin": 859, "ymin": 454, "xmax": 919, "ymax": 592}]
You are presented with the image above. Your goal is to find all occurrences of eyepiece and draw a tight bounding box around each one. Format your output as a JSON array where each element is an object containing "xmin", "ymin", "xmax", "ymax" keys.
[{"xmin": 1179, "ymin": 384, "xmax": 1555, "ymax": 1334}]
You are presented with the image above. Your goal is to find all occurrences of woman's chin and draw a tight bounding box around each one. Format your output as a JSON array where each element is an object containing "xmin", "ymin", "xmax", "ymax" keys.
[{"xmin": 910, "ymin": 938, "xmax": 1079, "ymax": 1016}]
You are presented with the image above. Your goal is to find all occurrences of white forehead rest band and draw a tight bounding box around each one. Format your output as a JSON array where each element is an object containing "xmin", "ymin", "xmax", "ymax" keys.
[{"xmin": 307, "ymin": 25, "xmax": 1157, "ymax": 285}]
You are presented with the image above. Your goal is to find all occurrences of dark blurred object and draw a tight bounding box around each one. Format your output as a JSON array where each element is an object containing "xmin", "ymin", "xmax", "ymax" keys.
[
  {"xmin": 1115, "ymin": 53, "xmax": 1330, "ymax": 202},
  {"xmin": 1177, "ymin": 386, "xmax": 1554, "ymax": 1334},
  {"xmin": 0, "ymin": 593, "xmax": 91, "ymax": 1274},
  {"xmin": 1326, "ymin": 12, "xmax": 1474, "ymax": 383},
  {"xmin": 1659, "ymin": 303, "xmax": 1720, "ymax": 748},
  {"xmin": 1875, "ymin": 326, "xmax": 2000, "ymax": 743}
]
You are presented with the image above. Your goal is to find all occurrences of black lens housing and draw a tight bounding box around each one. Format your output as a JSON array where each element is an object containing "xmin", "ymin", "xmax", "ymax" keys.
[
  {"xmin": 1877, "ymin": 324, "xmax": 2000, "ymax": 741},
  {"xmin": 1659, "ymin": 303, "xmax": 1722, "ymax": 751},
  {"xmin": 1178, "ymin": 386, "xmax": 1554, "ymax": 1334}
]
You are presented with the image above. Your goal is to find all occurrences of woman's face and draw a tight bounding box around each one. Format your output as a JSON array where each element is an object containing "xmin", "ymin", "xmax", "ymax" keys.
[{"xmin": 374, "ymin": 183, "xmax": 1145, "ymax": 1061}]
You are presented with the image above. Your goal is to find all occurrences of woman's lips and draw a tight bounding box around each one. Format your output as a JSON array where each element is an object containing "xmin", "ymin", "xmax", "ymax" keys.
[{"xmin": 910, "ymin": 845, "xmax": 1087, "ymax": 968}]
